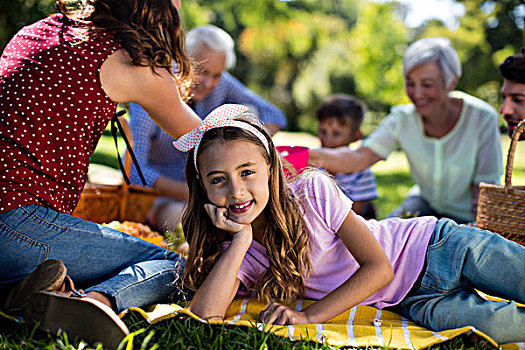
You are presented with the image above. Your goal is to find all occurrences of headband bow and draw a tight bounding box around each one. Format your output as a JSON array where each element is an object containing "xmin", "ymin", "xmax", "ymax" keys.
[{"xmin": 173, "ymin": 104, "xmax": 270, "ymax": 172}]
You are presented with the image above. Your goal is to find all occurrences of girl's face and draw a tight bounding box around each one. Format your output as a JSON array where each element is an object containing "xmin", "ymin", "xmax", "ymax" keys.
[
  {"xmin": 198, "ymin": 140, "xmax": 271, "ymax": 225},
  {"xmin": 405, "ymin": 61, "xmax": 450, "ymax": 118}
]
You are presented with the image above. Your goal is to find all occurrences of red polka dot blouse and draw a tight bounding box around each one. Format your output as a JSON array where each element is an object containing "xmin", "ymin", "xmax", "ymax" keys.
[{"xmin": 0, "ymin": 14, "xmax": 121, "ymax": 214}]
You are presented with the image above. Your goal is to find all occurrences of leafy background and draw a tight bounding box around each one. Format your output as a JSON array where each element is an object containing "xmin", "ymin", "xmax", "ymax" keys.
[
  {"xmin": 1, "ymin": 2, "xmax": 524, "ymax": 348},
  {"xmin": 1, "ymin": 0, "xmax": 523, "ymax": 136}
]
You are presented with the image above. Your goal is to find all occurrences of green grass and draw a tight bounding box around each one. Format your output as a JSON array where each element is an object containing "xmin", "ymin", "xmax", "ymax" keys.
[
  {"xmin": 123, "ymin": 312, "xmax": 338, "ymax": 349},
  {"xmin": 0, "ymin": 311, "xmax": 492, "ymax": 350},
  {"xmin": 1, "ymin": 132, "xmax": 521, "ymax": 349}
]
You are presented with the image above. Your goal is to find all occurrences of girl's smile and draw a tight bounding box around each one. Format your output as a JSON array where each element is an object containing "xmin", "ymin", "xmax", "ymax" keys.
[
  {"xmin": 198, "ymin": 140, "xmax": 270, "ymax": 225},
  {"xmin": 229, "ymin": 200, "xmax": 254, "ymax": 214}
]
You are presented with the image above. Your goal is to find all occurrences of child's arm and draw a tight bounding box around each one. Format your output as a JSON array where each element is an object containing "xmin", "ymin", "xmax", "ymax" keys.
[
  {"xmin": 308, "ymin": 146, "xmax": 382, "ymax": 174},
  {"xmin": 189, "ymin": 204, "xmax": 252, "ymax": 320},
  {"xmin": 259, "ymin": 210, "xmax": 393, "ymax": 325}
]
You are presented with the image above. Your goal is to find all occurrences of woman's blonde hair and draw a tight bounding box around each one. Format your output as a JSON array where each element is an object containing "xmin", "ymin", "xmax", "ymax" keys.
[
  {"xmin": 56, "ymin": 0, "xmax": 193, "ymax": 100},
  {"xmin": 182, "ymin": 112, "xmax": 311, "ymax": 303}
]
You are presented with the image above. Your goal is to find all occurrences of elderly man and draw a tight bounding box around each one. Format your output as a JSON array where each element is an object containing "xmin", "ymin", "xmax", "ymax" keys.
[
  {"xmin": 128, "ymin": 25, "xmax": 287, "ymax": 232},
  {"xmin": 499, "ymin": 48, "xmax": 525, "ymax": 140}
]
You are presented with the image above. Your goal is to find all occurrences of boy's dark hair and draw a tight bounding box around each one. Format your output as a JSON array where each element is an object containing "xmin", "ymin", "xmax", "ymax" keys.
[
  {"xmin": 316, "ymin": 94, "xmax": 366, "ymax": 130},
  {"xmin": 499, "ymin": 47, "xmax": 525, "ymax": 84}
]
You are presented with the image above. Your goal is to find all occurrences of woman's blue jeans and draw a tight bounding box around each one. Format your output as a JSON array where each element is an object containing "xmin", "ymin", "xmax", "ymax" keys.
[
  {"xmin": 0, "ymin": 205, "xmax": 189, "ymax": 312},
  {"xmin": 394, "ymin": 218, "xmax": 525, "ymax": 344}
]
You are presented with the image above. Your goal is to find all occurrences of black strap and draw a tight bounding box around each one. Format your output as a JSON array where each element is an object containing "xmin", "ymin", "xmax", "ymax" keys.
[{"xmin": 110, "ymin": 110, "xmax": 147, "ymax": 186}]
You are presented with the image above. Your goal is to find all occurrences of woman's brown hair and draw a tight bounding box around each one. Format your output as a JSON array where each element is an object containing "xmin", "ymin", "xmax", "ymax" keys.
[
  {"xmin": 182, "ymin": 112, "xmax": 311, "ymax": 303},
  {"xmin": 56, "ymin": 0, "xmax": 192, "ymax": 100}
]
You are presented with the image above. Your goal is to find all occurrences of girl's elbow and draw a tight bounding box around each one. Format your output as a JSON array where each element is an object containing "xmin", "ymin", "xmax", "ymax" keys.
[
  {"xmin": 379, "ymin": 261, "xmax": 394, "ymax": 286},
  {"xmin": 189, "ymin": 304, "xmax": 225, "ymax": 321},
  {"xmin": 188, "ymin": 303, "xmax": 204, "ymax": 318}
]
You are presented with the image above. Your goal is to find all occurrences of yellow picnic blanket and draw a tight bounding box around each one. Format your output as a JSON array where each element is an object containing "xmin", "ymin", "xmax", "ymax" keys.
[{"xmin": 121, "ymin": 298, "xmax": 524, "ymax": 350}]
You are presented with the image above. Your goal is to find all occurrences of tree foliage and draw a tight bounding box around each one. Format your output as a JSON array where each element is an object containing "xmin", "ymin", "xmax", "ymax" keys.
[
  {"xmin": 0, "ymin": 0, "xmax": 55, "ymax": 49},
  {"xmin": 347, "ymin": 1, "xmax": 408, "ymax": 109},
  {"xmin": 415, "ymin": 0, "xmax": 524, "ymax": 113},
  {"xmin": 1, "ymin": 0, "xmax": 524, "ymax": 132},
  {"xmin": 181, "ymin": 0, "xmax": 523, "ymax": 132}
]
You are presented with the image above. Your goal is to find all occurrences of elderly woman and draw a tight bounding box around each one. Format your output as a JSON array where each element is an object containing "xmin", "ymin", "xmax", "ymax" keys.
[{"xmin": 310, "ymin": 37, "xmax": 503, "ymax": 223}]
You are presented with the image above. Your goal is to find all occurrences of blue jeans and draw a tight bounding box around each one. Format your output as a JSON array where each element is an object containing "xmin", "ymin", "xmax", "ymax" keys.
[
  {"xmin": 394, "ymin": 218, "xmax": 525, "ymax": 344},
  {"xmin": 0, "ymin": 205, "xmax": 189, "ymax": 312}
]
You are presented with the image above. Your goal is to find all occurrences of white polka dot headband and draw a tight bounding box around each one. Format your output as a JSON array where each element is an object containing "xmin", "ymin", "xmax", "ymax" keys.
[{"xmin": 173, "ymin": 104, "xmax": 270, "ymax": 172}]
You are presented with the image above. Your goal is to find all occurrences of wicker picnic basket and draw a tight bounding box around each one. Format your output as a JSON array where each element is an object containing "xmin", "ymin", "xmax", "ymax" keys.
[
  {"xmin": 72, "ymin": 114, "xmax": 158, "ymax": 224},
  {"xmin": 476, "ymin": 120, "xmax": 525, "ymax": 244}
]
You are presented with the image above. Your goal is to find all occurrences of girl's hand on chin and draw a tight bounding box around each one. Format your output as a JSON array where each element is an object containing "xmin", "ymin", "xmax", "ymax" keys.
[{"xmin": 204, "ymin": 203, "xmax": 252, "ymax": 238}]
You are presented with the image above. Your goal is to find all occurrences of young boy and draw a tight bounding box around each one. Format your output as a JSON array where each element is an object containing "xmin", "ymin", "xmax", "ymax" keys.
[{"xmin": 316, "ymin": 94, "xmax": 378, "ymax": 219}]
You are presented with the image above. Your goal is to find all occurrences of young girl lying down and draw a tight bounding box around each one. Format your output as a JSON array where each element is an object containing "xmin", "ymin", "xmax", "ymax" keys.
[{"xmin": 174, "ymin": 104, "xmax": 525, "ymax": 344}]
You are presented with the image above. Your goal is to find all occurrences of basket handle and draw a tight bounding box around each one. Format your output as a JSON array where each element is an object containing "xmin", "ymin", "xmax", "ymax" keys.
[
  {"xmin": 110, "ymin": 111, "xmax": 148, "ymax": 187},
  {"xmin": 111, "ymin": 112, "xmax": 148, "ymax": 222},
  {"xmin": 114, "ymin": 115, "xmax": 134, "ymax": 186},
  {"xmin": 504, "ymin": 120, "xmax": 525, "ymax": 187}
]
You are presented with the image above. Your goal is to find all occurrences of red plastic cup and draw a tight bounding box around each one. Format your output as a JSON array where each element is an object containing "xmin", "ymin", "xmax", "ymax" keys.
[{"xmin": 276, "ymin": 146, "xmax": 309, "ymax": 177}]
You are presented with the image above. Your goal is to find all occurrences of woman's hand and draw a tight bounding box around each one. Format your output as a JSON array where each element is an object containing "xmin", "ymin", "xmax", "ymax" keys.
[
  {"xmin": 259, "ymin": 302, "xmax": 310, "ymax": 325},
  {"xmin": 204, "ymin": 203, "xmax": 252, "ymax": 238},
  {"xmin": 307, "ymin": 146, "xmax": 382, "ymax": 174}
]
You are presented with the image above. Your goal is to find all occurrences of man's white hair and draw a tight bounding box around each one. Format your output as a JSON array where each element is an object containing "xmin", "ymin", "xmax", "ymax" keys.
[{"xmin": 186, "ymin": 25, "xmax": 236, "ymax": 70}]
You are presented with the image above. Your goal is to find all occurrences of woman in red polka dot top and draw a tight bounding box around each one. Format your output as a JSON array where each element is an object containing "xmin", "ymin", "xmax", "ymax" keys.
[{"xmin": 0, "ymin": 0, "xmax": 201, "ymax": 344}]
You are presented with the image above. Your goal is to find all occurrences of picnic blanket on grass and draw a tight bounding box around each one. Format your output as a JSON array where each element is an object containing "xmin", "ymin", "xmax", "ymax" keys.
[
  {"xmin": 119, "ymin": 298, "xmax": 523, "ymax": 350},
  {"xmin": 2, "ymin": 297, "xmax": 522, "ymax": 349}
]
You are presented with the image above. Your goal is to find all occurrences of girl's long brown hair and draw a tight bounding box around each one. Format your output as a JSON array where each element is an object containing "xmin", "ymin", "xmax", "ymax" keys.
[
  {"xmin": 56, "ymin": 0, "xmax": 192, "ymax": 100},
  {"xmin": 182, "ymin": 113, "xmax": 311, "ymax": 303}
]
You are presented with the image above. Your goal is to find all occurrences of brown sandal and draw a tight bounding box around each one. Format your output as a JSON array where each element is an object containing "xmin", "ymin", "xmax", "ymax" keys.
[
  {"xmin": 4, "ymin": 259, "xmax": 67, "ymax": 312},
  {"xmin": 24, "ymin": 291, "xmax": 130, "ymax": 350}
]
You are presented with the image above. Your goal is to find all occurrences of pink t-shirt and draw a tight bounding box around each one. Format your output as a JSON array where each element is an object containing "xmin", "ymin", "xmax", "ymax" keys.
[{"xmin": 234, "ymin": 171, "xmax": 437, "ymax": 309}]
